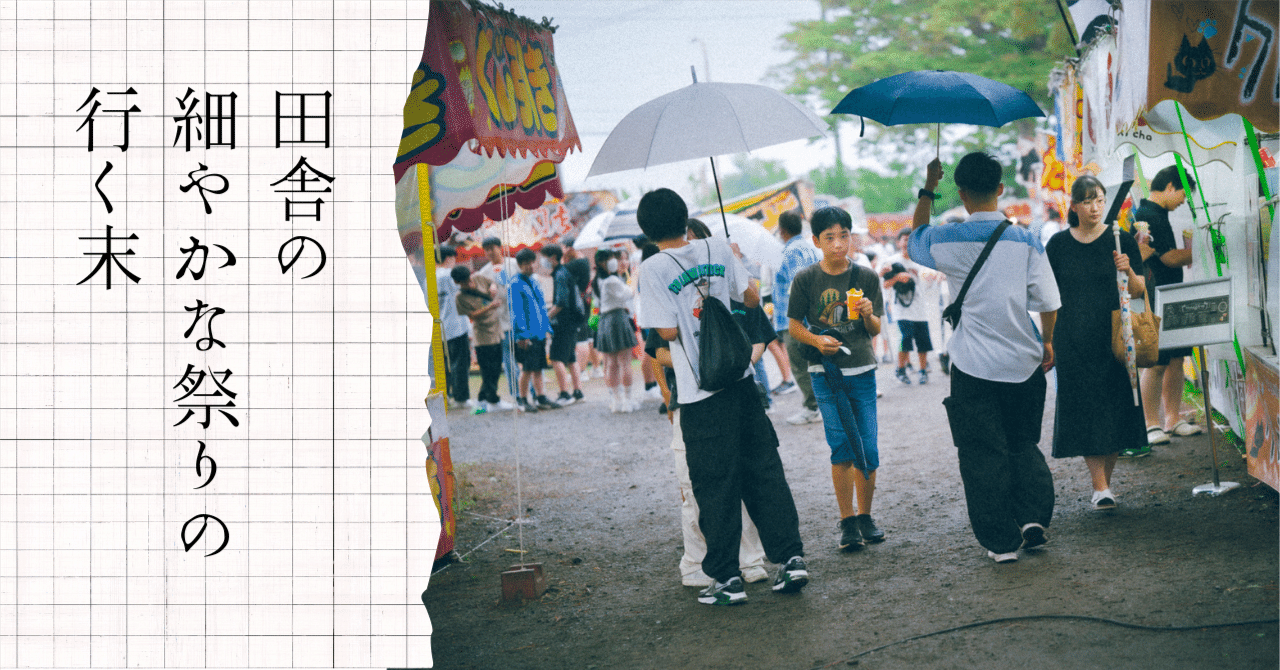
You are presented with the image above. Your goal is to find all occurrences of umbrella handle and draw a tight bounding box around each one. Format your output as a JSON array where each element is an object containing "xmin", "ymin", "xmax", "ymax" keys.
[{"xmin": 935, "ymin": 123, "xmax": 940, "ymax": 159}]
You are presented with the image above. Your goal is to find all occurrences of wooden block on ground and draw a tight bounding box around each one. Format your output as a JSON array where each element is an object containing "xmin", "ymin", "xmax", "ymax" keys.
[{"xmin": 501, "ymin": 563, "xmax": 547, "ymax": 601}]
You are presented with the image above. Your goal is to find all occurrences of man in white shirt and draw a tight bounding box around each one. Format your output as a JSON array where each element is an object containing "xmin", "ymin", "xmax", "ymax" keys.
[
  {"xmin": 908, "ymin": 153, "xmax": 1060, "ymax": 565},
  {"xmin": 637, "ymin": 188, "xmax": 808, "ymax": 606}
]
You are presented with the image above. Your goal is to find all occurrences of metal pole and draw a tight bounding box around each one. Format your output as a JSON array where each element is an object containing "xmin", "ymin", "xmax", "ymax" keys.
[{"xmin": 1192, "ymin": 344, "xmax": 1241, "ymax": 496}]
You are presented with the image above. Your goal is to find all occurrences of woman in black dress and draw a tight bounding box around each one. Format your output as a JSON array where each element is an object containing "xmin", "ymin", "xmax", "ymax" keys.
[{"xmin": 1045, "ymin": 176, "xmax": 1147, "ymax": 510}]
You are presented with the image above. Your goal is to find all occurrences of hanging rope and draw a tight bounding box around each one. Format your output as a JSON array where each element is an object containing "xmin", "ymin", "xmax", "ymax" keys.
[{"xmin": 498, "ymin": 183, "xmax": 528, "ymax": 567}]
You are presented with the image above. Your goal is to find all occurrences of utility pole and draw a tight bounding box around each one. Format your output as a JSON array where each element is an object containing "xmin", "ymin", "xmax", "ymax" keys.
[{"xmin": 821, "ymin": 2, "xmax": 847, "ymax": 193}]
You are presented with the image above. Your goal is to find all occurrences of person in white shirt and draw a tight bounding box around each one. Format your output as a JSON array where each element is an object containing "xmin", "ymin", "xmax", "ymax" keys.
[
  {"xmin": 637, "ymin": 188, "xmax": 808, "ymax": 606},
  {"xmin": 908, "ymin": 153, "xmax": 1060, "ymax": 565},
  {"xmin": 881, "ymin": 229, "xmax": 937, "ymax": 385}
]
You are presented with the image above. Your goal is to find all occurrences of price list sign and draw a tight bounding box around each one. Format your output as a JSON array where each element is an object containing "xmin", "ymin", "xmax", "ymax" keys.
[
  {"xmin": 1155, "ymin": 276, "xmax": 1236, "ymax": 349},
  {"xmin": 1, "ymin": 2, "xmax": 438, "ymax": 668}
]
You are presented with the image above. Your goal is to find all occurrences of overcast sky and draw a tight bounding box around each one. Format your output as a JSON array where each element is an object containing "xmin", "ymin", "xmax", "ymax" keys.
[{"xmin": 505, "ymin": 1, "xmax": 838, "ymax": 199}]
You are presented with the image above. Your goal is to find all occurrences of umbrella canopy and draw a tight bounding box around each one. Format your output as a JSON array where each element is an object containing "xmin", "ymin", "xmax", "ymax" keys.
[
  {"xmin": 831, "ymin": 70, "xmax": 1045, "ymax": 127},
  {"xmin": 588, "ymin": 81, "xmax": 827, "ymax": 177},
  {"xmin": 705, "ymin": 213, "xmax": 785, "ymax": 271},
  {"xmin": 573, "ymin": 199, "xmax": 642, "ymax": 249}
]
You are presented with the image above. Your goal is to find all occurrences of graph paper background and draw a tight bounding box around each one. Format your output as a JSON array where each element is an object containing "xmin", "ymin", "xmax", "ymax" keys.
[{"xmin": 0, "ymin": 1, "xmax": 439, "ymax": 667}]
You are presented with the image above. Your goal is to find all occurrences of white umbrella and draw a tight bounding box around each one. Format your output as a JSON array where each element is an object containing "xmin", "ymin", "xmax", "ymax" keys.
[
  {"xmin": 572, "ymin": 199, "xmax": 642, "ymax": 250},
  {"xmin": 705, "ymin": 213, "xmax": 784, "ymax": 271},
  {"xmin": 587, "ymin": 69, "xmax": 826, "ymax": 236}
]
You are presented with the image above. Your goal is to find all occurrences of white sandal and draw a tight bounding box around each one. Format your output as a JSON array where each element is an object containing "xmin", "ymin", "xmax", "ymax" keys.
[
  {"xmin": 1146, "ymin": 425, "xmax": 1171, "ymax": 445},
  {"xmin": 1170, "ymin": 420, "xmax": 1203, "ymax": 437}
]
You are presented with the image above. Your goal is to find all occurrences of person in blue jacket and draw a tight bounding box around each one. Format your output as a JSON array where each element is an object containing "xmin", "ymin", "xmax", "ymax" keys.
[{"xmin": 509, "ymin": 248, "xmax": 561, "ymax": 412}]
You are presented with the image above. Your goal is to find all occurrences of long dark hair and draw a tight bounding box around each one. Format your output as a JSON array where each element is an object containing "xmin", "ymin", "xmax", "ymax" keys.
[
  {"xmin": 591, "ymin": 248, "xmax": 614, "ymax": 296},
  {"xmin": 1067, "ymin": 176, "xmax": 1106, "ymax": 228}
]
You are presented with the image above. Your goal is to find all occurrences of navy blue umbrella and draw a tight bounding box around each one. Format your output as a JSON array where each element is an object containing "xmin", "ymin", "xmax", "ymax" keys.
[{"xmin": 830, "ymin": 70, "xmax": 1045, "ymax": 154}]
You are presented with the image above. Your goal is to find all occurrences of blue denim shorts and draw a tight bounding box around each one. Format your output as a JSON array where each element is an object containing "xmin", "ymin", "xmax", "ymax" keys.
[{"xmin": 811, "ymin": 369, "xmax": 879, "ymax": 470}]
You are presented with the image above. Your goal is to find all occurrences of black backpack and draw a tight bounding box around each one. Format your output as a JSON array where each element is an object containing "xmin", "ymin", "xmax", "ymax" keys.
[{"xmin": 664, "ymin": 240, "xmax": 752, "ymax": 393}]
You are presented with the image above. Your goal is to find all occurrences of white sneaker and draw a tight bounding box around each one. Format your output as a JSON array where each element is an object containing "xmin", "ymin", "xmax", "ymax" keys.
[
  {"xmin": 786, "ymin": 409, "xmax": 821, "ymax": 425},
  {"xmin": 591, "ymin": 367, "xmax": 604, "ymax": 379},
  {"xmin": 464, "ymin": 399, "xmax": 480, "ymax": 409},
  {"xmin": 987, "ymin": 550, "xmax": 1018, "ymax": 563},
  {"xmin": 492, "ymin": 399, "xmax": 515, "ymax": 411},
  {"xmin": 1147, "ymin": 425, "xmax": 1171, "ymax": 445},
  {"xmin": 682, "ymin": 569, "xmax": 714, "ymax": 587},
  {"xmin": 1170, "ymin": 420, "xmax": 1203, "ymax": 437},
  {"xmin": 646, "ymin": 385, "xmax": 663, "ymax": 399},
  {"xmin": 741, "ymin": 566, "xmax": 770, "ymax": 583},
  {"xmin": 579, "ymin": 372, "xmax": 591, "ymax": 385}
]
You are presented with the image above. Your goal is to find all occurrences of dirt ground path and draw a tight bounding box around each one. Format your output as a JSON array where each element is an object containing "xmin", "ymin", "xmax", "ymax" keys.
[{"xmin": 423, "ymin": 364, "xmax": 1278, "ymax": 669}]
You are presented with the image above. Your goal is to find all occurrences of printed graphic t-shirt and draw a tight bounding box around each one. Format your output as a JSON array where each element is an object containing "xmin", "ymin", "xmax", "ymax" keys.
[
  {"xmin": 638, "ymin": 237, "xmax": 751, "ymax": 406},
  {"xmin": 787, "ymin": 262, "xmax": 884, "ymax": 374}
]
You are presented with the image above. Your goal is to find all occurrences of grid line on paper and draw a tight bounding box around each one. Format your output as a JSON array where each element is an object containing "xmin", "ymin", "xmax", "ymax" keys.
[{"xmin": 0, "ymin": 1, "xmax": 436, "ymax": 667}]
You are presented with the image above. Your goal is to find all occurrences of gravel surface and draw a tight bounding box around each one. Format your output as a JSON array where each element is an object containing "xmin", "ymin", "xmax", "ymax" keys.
[{"xmin": 423, "ymin": 363, "xmax": 1278, "ymax": 669}]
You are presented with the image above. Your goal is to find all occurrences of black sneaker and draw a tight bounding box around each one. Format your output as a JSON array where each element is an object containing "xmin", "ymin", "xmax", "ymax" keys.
[
  {"xmin": 697, "ymin": 576, "xmax": 747, "ymax": 605},
  {"xmin": 572, "ymin": 389, "xmax": 584, "ymax": 402},
  {"xmin": 518, "ymin": 397, "xmax": 538, "ymax": 414},
  {"xmin": 556, "ymin": 391, "xmax": 575, "ymax": 406},
  {"xmin": 838, "ymin": 516, "xmax": 865, "ymax": 551},
  {"xmin": 856, "ymin": 514, "xmax": 885, "ymax": 543},
  {"xmin": 772, "ymin": 556, "xmax": 809, "ymax": 593},
  {"xmin": 896, "ymin": 368, "xmax": 911, "ymax": 385},
  {"xmin": 536, "ymin": 395, "xmax": 561, "ymax": 410}
]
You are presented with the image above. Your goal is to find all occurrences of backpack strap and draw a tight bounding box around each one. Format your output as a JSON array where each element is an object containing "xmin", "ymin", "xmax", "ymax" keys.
[{"xmin": 947, "ymin": 220, "xmax": 1011, "ymax": 318}]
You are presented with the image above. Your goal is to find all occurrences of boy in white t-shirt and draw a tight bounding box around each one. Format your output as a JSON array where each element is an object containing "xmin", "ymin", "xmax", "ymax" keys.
[
  {"xmin": 637, "ymin": 188, "xmax": 808, "ymax": 606},
  {"xmin": 882, "ymin": 228, "xmax": 934, "ymax": 385}
]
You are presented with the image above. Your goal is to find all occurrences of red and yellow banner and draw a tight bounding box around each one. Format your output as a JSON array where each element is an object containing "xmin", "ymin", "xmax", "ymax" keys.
[{"xmin": 393, "ymin": 0, "xmax": 581, "ymax": 181}]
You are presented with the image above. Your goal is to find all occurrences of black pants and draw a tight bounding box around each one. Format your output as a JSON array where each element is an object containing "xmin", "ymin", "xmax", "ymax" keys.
[
  {"xmin": 446, "ymin": 334, "xmax": 471, "ymax": 403},
  {"xmin": 681, "ymin": 377, "xmax": 804, "ymax": 582},
  {"xmin": 943, "ymin": 365, "xmax": 1054, "ymax": 554},
  {"xmin": 474, "ymin": 343, "xmax": 503, "ymax": 404}
]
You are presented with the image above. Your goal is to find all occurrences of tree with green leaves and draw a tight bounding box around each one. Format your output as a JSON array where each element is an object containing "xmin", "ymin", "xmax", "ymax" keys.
[{"xmin": 774, "ymin": 0, "xmax": 1075, "ymax": 164}]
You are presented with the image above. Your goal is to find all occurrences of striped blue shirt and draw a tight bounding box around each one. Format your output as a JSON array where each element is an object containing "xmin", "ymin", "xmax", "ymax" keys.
[
  {"xmin": 909, "ymin": 211, "xmax": 1061, "ymax": 383},
  {"xmin": 773, "ymin": 236, "xmax": 822, "ymax": 332}
]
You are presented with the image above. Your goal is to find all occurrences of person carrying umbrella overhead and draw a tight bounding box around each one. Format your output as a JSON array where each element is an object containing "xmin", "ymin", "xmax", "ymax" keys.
[{"xmin": 907, "ymin": 153, "xmax": 1060, "ymax": 564}]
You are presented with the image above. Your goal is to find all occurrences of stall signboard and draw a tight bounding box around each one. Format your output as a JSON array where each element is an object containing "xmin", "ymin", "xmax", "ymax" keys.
[
  {"xmin": 704, "ymin": 179, "xmax": 815, "ymax": 230},
  {"xmin": 393, "ymin": 0, "xmax": 580, "ymax": 180},
  {"xmin": 1146, "ymin": 0, "xmax": 1279, "ymax": 133},
  {"xmin": 1244, "ymin": 347, "xmax": 1279, "ymax": 490},
  {"xmin": 1155, "ymin": 276, "xmax": 1235, "ymax": 349}
]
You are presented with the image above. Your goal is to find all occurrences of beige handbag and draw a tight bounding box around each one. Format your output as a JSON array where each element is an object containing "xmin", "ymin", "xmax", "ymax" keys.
[{"xmin": 1112, "ymin": 296, "xmax": 1161, "ymax": 368}]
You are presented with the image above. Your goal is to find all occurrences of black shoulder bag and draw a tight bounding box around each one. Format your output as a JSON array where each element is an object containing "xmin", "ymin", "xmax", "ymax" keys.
[
  {"xmin": 941, "ymin": 220, "xmax": 1011, "ymax": 329},
  {"xmin": 664, "ymin": 240, "xmax": 752, "ymax": 393}
]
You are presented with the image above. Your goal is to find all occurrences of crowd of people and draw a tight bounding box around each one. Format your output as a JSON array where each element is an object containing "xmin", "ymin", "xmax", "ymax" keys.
[{"xmin": 435, "ymin": 150, "xmax": 1202, "ymax": 604}]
